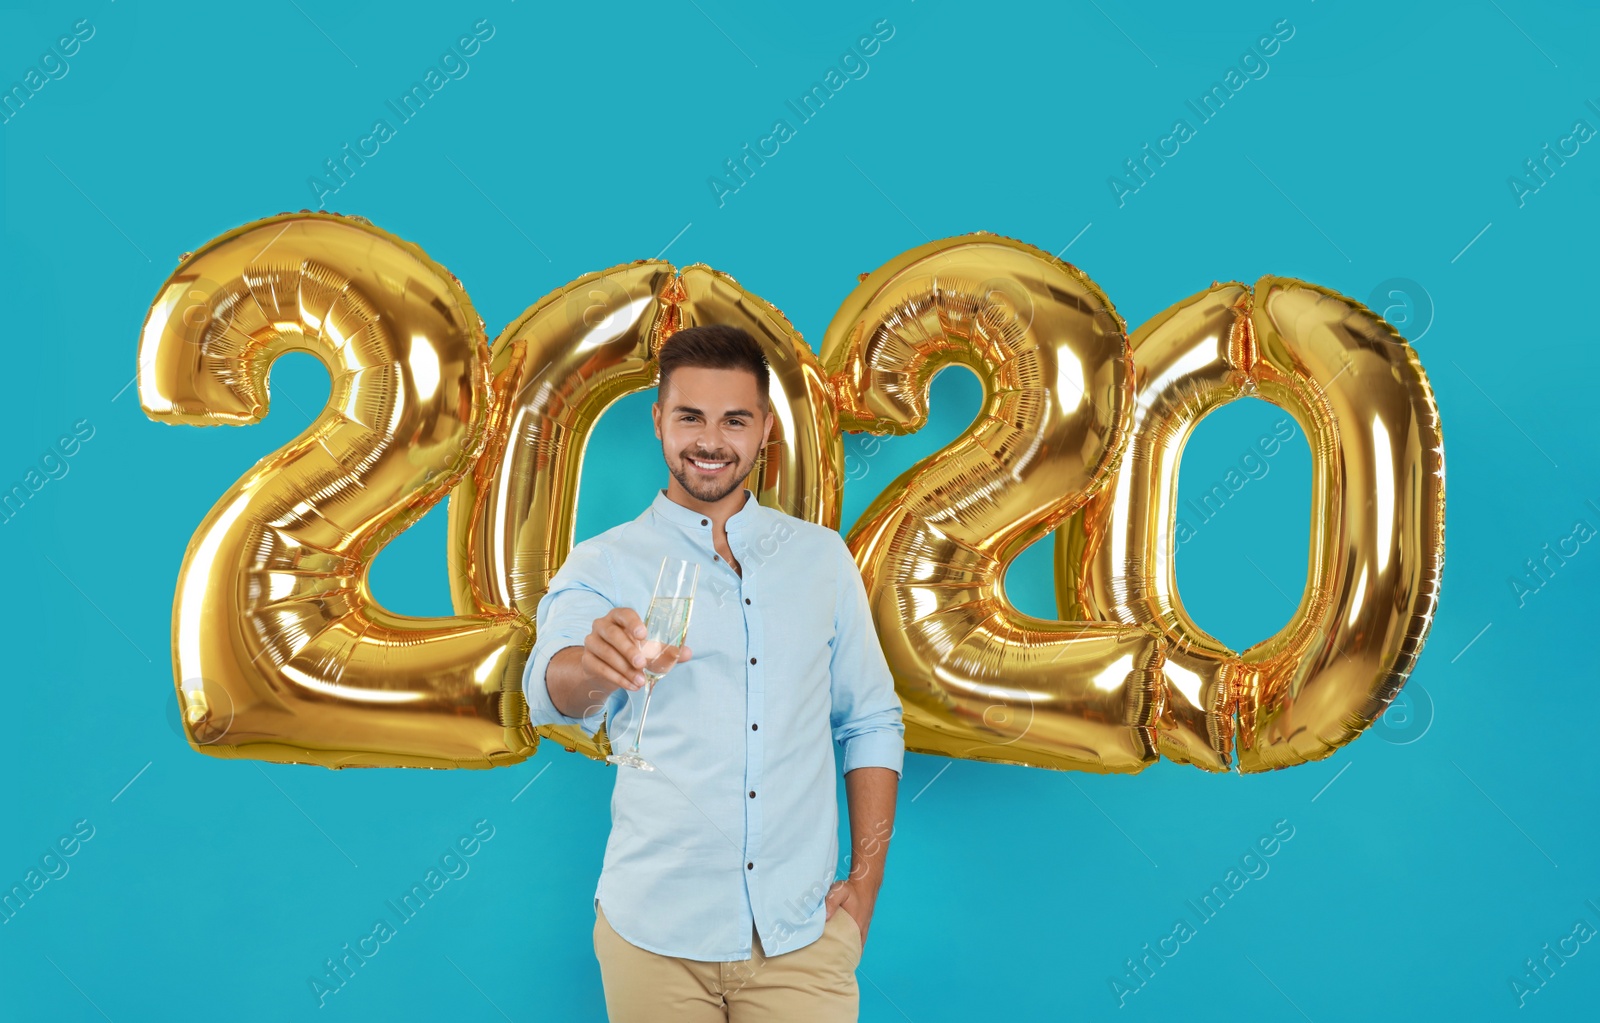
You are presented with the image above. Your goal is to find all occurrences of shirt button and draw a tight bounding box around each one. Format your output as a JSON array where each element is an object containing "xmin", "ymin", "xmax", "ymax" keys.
[
  {"xmin": 745, "ymin": 597, "xmax": 751, "ymax": 604},
  {"xmin": 714, "ymin": 555, "xmax": 719, "ymax": 560},
  {"xmin": 749, "ymin": 790, "xmax": 756, "ymax": 798},
  {"xmin": 750, "ymin": 657, "xmax": 756, "ymax": 664},
  {"xmin": 747, "ymin": 862, "xmax": 754, "ymax": 870},
  {"xmin": 751, "ymin": 723, "xmax": 758, "ymax": 731},
  {"xmin": 701, "ymin": 518, "xmax": 708, "ymax": 525}
]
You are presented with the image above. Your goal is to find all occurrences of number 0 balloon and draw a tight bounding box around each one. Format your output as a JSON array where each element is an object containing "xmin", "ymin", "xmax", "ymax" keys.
[{"xmin": 137, "ymin": 212, "xmax": 1444, "ymax": 775}]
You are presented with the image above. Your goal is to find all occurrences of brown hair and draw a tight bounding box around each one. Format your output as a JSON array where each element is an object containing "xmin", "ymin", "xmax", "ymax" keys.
[{"xmin": 657, "ymin": 324, "xmax": 771, "ymax": 412}]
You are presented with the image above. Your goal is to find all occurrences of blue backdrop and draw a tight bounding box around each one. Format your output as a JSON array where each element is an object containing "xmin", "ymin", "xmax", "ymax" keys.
[{"xmin": 3, "ymin": 1, "xmax": 1596, "ymax": 1019}]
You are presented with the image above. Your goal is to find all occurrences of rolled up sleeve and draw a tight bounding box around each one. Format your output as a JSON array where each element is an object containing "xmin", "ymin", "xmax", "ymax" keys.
[
  {"xmin": 524, "ymin": 541, "xmax": 623, "ymax": 735},
  {"xmin": 828, "ymin": 537, "xmax": 906, "ymax": 777}
]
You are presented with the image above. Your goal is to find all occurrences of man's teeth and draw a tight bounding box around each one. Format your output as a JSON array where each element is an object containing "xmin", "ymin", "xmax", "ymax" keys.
[{"xmin": 690, "ymin": 458, "xmax": 730, "ymax": 470}]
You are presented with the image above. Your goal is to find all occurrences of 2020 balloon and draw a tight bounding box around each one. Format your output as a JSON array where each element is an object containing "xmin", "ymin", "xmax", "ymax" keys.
[{"xmin": 137, "ymin": 211, "xmax": 1444, "ymax": 775}]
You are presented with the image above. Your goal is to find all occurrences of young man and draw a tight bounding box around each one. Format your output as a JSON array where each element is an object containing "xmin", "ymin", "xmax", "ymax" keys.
[{"xmin": 524, "ymin": 323, "xmax": 904, "ymax": 1021}]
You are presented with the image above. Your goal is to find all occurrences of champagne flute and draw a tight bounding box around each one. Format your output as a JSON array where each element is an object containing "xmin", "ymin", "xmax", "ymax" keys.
[{"xmin": 606, "ymin": 555, "xmax": 698, "ymax": 771}]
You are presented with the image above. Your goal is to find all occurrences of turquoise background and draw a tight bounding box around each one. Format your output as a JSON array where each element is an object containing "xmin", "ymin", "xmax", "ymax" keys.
[{"xmin": 3, "ymin": 0, "xmax": 1597, "ymax": 1019}]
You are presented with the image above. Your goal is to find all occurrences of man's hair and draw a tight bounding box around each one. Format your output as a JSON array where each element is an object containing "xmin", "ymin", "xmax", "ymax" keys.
[{"xmin": 657, "ymin": 324, "xmax": 771, "ymax": 413}]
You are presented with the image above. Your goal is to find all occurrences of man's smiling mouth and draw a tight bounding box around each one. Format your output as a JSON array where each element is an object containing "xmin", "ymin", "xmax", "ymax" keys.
[{"xmin": 688, "ymin": 456, "xmax": 731, "ymax": 473}]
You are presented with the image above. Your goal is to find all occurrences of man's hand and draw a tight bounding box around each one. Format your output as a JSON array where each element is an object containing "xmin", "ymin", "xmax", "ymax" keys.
[
  {"xmin": 582, "ymin": 606, "xmax": 692, "ymax": 692},
  {"xmin": 824, "ymin": 879, "xmax": 874, "ymax": 948}
]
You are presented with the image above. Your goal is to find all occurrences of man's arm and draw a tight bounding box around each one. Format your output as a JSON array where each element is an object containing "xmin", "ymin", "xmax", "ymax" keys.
[
  {"xmin": 825, "ymin": 540, "xmax": 906, "ymax": 778},
  {"xmin": 524, "ymin": 542, "xmax": 624, "ymax": 735},
  {"xmin": 824, "ymin": 537, "xmax": 906, "ymax": 945},
  {"xmin": 843, "ymin": 765, "xmax": 897, "ymax": 900}
]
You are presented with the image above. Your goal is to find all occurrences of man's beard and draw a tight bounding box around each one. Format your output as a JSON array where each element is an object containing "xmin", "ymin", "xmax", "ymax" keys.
[{"xmin": 668, "ymin": 449, "xmax": 748, "ymax": 502}]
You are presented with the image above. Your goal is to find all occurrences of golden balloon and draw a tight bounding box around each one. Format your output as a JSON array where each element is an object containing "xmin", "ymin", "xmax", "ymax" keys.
[
  {"xmin": 138, "ymin": 211, "xmax": 531, "ymax": 769},
  {"xmin": 819, "ymin": 233, "xmax": 1166, "ymax": 774},
  {"xmin": 1057, "ymin": 278, "xmax": 1445, "ymax": 772},
  {"xmin": 445, "ymin": 259, "xmax": 837, "ymax": 763}
]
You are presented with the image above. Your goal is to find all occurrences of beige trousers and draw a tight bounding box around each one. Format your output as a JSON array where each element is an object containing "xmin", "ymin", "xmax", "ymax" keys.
[{"xmin": 593, "ymin": 899, "xmax": 862, "ymax": 1021}]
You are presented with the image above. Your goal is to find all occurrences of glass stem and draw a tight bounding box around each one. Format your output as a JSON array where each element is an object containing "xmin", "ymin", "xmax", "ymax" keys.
[{"xmin": 630, "ymin": 676, "xmax": 657, "ymax": 752}]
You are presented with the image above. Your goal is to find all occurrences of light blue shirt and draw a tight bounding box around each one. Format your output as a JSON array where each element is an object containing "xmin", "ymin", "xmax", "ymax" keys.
[{"xmin": 524, "ymin": 486, "xmax": 905, "ymax": 961}]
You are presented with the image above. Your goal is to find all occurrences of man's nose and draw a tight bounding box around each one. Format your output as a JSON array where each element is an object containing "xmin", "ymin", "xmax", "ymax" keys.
[{"xmin": 696, "ymin": 425, "xmax": 735, "ymax": 450}]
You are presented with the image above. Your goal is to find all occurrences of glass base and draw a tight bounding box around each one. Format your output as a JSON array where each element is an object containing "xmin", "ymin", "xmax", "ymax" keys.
[{"xmin": 606, "ymin": 751, "xmax": 656, "ymax": 771}]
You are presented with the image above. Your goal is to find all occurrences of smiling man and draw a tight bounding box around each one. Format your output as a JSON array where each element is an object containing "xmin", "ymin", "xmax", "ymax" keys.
[{"xmin": 524, "ymin": 323, "xmax": 904, "ymax": 1021}]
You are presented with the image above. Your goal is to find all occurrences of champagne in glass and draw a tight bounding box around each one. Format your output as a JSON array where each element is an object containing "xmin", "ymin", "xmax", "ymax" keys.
[{"xmin": 607, "ymin": 556, "xmax": 698, "ymax": 771}]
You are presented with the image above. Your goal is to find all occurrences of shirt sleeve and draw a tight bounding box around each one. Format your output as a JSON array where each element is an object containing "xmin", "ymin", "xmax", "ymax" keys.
[
  {"xmin": 523, "ymin": 540, "xmax": 626, "ymax": 736},
  {"xmin": 828, "ymin": 536, "xmax": 906, "ymax": 777}
]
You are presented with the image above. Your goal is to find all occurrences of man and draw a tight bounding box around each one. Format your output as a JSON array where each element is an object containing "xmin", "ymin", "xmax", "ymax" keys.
[{"xmin": 524, "ymin": 323, "xmax": 904, "ymax": 1021}]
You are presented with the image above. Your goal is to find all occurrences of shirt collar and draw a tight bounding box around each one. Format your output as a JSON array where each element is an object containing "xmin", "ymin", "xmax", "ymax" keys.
[{"xmin": 651, "ymin": 486, "xmax": 762, "ymax": 534}]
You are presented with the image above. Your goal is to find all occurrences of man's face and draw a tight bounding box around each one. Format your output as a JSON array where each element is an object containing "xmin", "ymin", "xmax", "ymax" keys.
[{"xmin": 653, "ymin": 365, "xmax": 773, "ymax": 504}]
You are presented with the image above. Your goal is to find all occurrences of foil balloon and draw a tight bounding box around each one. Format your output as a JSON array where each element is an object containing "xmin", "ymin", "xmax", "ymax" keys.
[
  {"xmin": 1057, "ymin": 278, "xmax": 1445, "ymax": 773},
  {"xmin": 820, "ymin": 233, "xmax": 1168, "ymax": 775},
  {"xmin": 446, "ymin": 261, "xmax": 838, "ymax": 763},
  {"xmin": 138, "ymin": 211, "xmax": 533, "ymax": 769}
]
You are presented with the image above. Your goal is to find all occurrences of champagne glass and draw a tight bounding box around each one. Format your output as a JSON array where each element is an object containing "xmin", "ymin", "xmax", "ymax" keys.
[{"xmin": 606, "ymin": 555, "xmax": 698, "ymax": 771}]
